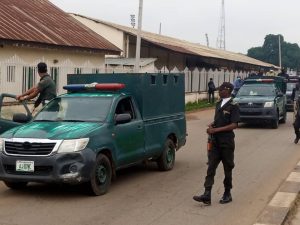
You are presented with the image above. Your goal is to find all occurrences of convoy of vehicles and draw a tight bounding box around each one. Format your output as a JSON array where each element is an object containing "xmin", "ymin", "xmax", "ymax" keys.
[
  {"xmin": 0, "ymin": 73, "xmax": 186, "ymax": 195},
  {"xmin": 233, "ymin": 76, "xmax": 287, "ymax": 128}
]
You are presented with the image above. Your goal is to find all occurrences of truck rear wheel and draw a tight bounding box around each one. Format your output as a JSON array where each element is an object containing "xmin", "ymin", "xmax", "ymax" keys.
[
  {"xmin": 87, "ymin": 153, "xmax": 112, "ymax": 196},
  {"xmin": 4, "ymin": 181, "xmax": 27, "ymax": 190},
  {"xmin": 157, "ymin": 139, "xmax": 175, "ymax": 171}
]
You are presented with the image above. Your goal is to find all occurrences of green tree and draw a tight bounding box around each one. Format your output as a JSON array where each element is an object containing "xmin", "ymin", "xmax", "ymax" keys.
[{"xmin": 247, "ymin": 34, "xmax": 300, "ymax": 70}]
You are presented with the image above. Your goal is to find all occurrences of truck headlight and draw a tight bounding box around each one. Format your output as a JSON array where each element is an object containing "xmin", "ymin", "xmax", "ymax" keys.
[
  {"xmin": 264, "ymin": 102, "xmax": 274, "ymax": 108},
  {"xmin": 57, "ymin": 138, "xmax": 89, "ymax": 153},
  {"xmin": 0, "ymin": 138, "xmax": 4, "ymax": 152}
]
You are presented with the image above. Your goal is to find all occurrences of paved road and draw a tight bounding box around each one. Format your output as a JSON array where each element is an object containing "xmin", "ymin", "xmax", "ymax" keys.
[{"xmin": 0, "ymin": 110, "xmax": 299, "ymax": 225}]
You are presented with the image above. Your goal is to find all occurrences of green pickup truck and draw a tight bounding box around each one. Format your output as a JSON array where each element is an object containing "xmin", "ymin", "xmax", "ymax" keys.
[
  {"xmin": 0, "ymin": 73, "xmax": 186, "ymax": 195},
  {"xmin": 234, "ymin": 76, "xmax": 287, "ymax": 128}
]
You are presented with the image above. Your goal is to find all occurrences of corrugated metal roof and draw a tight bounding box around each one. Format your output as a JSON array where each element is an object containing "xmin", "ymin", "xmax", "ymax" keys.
[
  {"xmin": 71, "ymin": 14, "xmax": 277, "ymax": 69},
  {"xmin": 0, "ymin": 0, "xmax": 120, "ymax": 54}
]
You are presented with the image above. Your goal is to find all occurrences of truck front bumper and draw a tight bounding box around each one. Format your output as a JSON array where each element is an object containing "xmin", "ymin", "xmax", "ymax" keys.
[
  {"xmin": 239, "ymin": 107, "xmax": 277, "ymax": 123},
  {"xmin": 0, "ymin": 148, "xmax": 96, "ymax": 184}
]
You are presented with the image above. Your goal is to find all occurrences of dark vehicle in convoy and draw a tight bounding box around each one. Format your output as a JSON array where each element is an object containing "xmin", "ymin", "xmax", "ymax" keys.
[
  {"xmin": 234, "ymin": 76, "xmax": 287, "ymax": 128},
  {"xmin": 0, "ymin": 73, "xmax": 186, "ymax": 195},
  {"xmin": 286, "ymin": 76, "xmax": 300, "ymax": 111}
]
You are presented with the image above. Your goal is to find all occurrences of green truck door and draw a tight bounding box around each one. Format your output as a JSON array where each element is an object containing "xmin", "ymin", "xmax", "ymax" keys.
[
  {"xmin": 0, "ymin": 94, "xmax": 31, "ymax": 134},
  {"xmin": 113, "ymin": 97, "xmax": 145, "ymax": 166}
]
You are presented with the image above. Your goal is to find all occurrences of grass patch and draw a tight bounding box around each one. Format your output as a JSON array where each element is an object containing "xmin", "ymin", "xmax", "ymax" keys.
[{"xmin": 185, "ymin": 99, "xmax": 216, "ymax": 111}]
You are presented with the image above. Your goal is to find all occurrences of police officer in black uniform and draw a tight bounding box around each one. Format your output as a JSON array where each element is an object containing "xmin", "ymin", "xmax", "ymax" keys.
[
  {"xmin": 292, "ymin": 82, "xmax": 300, "ymax": 143},
  {"xmin": 193, "ymin": 82, "xmax": 240, "ymax": 205}
]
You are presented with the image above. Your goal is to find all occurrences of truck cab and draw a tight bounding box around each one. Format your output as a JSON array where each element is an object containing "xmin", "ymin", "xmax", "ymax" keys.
[
  {"xmin": 234, "ymin": 76, "xmax": 287, "ymax": 128},
  {"xmin": 0, "ymin": 73, "xmax": 186, "ymax": 195}
]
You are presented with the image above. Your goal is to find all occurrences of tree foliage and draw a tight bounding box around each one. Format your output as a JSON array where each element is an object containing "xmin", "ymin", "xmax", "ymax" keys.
[{"xmin": 247, "ymin": 34, "xmax": 300, "ymax": 70}]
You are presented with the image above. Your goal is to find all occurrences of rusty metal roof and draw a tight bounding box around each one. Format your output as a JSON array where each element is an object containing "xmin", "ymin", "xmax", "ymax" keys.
[
  {"xmin": 0, "ymin": 0, "xmax": 120, "ymax": 54},
  {"xmin": 72, "ymin": 14, "xmax": 278, "ymax": 69}
]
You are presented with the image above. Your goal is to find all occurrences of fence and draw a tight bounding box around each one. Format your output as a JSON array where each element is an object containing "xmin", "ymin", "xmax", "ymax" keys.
[{"xmin": 0, "ymin": 56, "xmax": 248, "ymax": 96}]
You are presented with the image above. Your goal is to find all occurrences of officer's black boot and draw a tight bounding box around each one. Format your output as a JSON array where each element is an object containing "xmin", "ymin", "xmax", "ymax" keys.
[
  {"xmin": 294, "ymin": 133, "xmax": 300, "ymax": 144},
  {"xmin": 193, "ymin": 188, "xmax": 211, "ymax": 205},
  {"xmin": 219, "ymin": 189, "xmax": 232, "ymax": 204}
]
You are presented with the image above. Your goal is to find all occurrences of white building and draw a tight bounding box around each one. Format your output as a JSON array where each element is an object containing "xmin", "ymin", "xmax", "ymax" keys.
[{"xmin": 0, "ymin": 0, "xmax": 120, "ymax": 95}]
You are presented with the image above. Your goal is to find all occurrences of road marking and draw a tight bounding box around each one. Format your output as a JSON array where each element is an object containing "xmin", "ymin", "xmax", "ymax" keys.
[
  {"xmin": 268, "ymin": 192, "xmax": 297, "ymax": 208},
  {"xmin": 253, "ymin": 223, "xmax": 274, "ymax": 225},
  {"xmin": 286, "ymin": 172, "xmax": 300, "ymax": 182}
]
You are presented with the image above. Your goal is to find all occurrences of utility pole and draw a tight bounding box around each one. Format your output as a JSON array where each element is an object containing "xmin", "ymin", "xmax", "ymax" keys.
[
  {"xmin": 205, "ymin": 33, "xmax": 209, "ymax": 47},
  {"xmin": 216, "ymin": 0, "xmax": 225, "ymax": 50},
  {"xmin": 278, "ymin": 35, "xmax": 282, "ymax": 68},
  {"xmin": 159, "ymin": 22, "xmax": 162, "ymax": 35},
  {"xmin": 134, "ymin": 0, "xmax": 143, "ymax": 73}
]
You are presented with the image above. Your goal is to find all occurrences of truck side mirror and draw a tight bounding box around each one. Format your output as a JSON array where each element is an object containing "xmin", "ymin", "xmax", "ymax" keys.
[
  {"xmin": 13, "ymin": 113, "xmax": 31, "ymax": 123},
  {"xmin": 115, "ymin": 113, "xmax": 132, "ymax": 124}
]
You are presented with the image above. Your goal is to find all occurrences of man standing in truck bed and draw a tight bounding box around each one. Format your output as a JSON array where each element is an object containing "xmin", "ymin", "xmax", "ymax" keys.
[
  {"xmin": 17, "ymin": 62, "xmax": 56, "ymax": 112},
  {"xmin": 193, "ymin": 82, "xmax": 240, "ymax": 205}
]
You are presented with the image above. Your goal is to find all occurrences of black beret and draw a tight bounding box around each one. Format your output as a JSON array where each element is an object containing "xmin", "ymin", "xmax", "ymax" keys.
[
  {"xmin": 37, "ymin": 62, "xmax": 47, "ymax": 73},
  {"xmin": 219, "ymin": 82, "xmax": 234, "ymax": 92}
]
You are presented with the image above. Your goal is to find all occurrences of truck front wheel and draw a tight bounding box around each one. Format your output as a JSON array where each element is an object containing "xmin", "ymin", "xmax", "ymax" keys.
[
  {"xmin": 87, "ymin": 153, "xmax": 112, "ymax": 196},
  {"xmin": 157, "ymin": 139, "xmax": 175, "ymax": 171},
  {"xmin": 271, "ymin": 112, "xmax": 279, "ymax": 129}
]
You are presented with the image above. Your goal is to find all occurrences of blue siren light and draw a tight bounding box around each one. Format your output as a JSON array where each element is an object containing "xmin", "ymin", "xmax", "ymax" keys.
[{"xmin": 63, "ymin": 83, "xmax": 125, "ymax": 91}]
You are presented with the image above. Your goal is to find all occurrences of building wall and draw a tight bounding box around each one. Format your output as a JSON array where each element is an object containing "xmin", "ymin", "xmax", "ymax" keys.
[
  {"xmin": 71, "ymin": 15, "xmax": 125, "ymax": 56},
  {"xmin": 0, "ymin": 46, "xmax": 105, "ymax": 95}
]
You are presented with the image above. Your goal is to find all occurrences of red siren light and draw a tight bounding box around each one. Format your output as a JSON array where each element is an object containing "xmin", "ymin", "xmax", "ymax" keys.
[
  {"xmin": 95, "ymin": 83, "xmax": 125, "ymax": 91},
  {"xmin": 63, "ymin": 83, "xmax": 125, "ymax": 91}
]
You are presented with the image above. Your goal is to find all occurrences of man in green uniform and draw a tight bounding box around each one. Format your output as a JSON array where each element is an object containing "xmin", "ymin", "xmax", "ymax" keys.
[
  {"xmin": 17, "ymin": 62, "xmax": 57, "ymax": 112},
  {"xmin": 193, "ymin": 82, "xmax": 240, "ymax": 205}
]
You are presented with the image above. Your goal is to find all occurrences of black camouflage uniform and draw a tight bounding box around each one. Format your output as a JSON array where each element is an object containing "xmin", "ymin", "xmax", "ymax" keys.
[
  {"xmin": 292, "ymin": 83, "xmax": 300, "ymax": 143},
  {"xmin": 205, "ymin": 98, "xmax": 240, "ymax": 191},
  {"xmin": 193, "ymin": 82, "xmax": 240, "ymax": 205}
]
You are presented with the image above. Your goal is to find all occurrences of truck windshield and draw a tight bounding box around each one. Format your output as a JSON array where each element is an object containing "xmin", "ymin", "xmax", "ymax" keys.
[
  {"xmin": 236, "ymin": 84, "xmax": 276, "ymax": 97},
  {"xmin": 34, "ymin": 96, "xmax": 112, "ymax": 122}
]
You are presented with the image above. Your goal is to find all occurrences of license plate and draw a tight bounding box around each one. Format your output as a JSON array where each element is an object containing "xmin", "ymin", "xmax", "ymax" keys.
[{"xmin": 16, "ymin": 160, "xmax": 34, "ymax": 172}]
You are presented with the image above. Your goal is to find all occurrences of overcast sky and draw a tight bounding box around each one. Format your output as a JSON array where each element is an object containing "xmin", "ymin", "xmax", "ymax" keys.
[{"xmin": 49, "ymin": 0, "xmax": 299, "ymax": 54}]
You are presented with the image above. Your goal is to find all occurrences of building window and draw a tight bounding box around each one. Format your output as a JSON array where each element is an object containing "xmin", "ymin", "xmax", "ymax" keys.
[
  {"xmin": 22, "ymin": 66, "xmax": 36, "ymax": 93},
  {"xmin": 7, "ymin": 66, "xmax": 16, "ymax": 82},
  {"xmin": 92, "ymin": 68, "xmax": 100, "ymax": 74},
  {"xmin": 50, "ymin": 67, "xmax": 59, "ymax": 87},
  {"xmin": 74, "ymin": 68, "xmax": 82, "ymax": 74}
]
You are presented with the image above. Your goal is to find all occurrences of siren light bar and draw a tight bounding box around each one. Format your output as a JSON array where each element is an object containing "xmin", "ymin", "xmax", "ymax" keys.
[
  {"xmin": 247, "ymin": 78, "xmax": 274, "ymax": 83},
  {"xmin": 63, "ymin": 83, "xmax": 125, "ymax": 91}
]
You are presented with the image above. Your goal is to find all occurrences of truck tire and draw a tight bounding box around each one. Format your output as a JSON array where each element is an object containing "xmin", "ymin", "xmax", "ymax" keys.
[
  {"xmin": 271, "ymin": 113, "xmax": 279, "ymax": 129},
  {"xmin": 280, "ymin": 109, "xmax": 287, "ymax": 124},
  {"xmin": 157, "ymin": 139, "xmax": 175, "ymax": 171},
  {"xmin": 87, "ymin": 153, "xmax": 112, "ymax": 196},
  {"xmin": 4, "ymin": 181, "xmax": 27, "ymax": 190}
]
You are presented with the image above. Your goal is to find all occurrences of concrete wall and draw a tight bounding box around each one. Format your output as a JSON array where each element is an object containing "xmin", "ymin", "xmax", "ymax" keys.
[{"xmin": 0, "ymin": 46, "xmax": 105, "ymax": 95}]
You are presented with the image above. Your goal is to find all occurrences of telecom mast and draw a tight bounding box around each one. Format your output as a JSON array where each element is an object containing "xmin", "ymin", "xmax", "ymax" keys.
[{"xmin": 216, "ymin": 0, "xmax": 225, "ymax": 50}]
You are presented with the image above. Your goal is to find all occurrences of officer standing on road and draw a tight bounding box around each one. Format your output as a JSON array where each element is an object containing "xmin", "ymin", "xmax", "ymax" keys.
[
  {"xmin": 193, "ymin": 82, "xmax": 240, "ymax": 205},
  {"xmin": 291, "ymin": 82, "xmax": 300, "ymax": 143},
  {"xmin": 207, "ymin": 78, "xmax": 216, "ymax": 104},
  {"xmin": 17, "ymin": 62, "xmax": 56, "ymax": 112}
]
